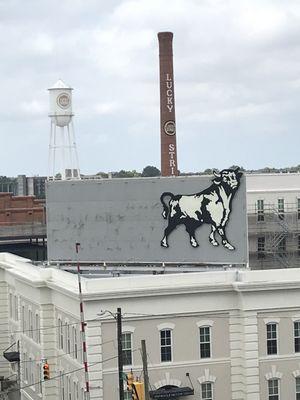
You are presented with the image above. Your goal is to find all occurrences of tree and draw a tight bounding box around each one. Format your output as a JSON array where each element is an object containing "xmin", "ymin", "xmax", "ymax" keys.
[
  {"xmin": 113, "ymin": 170, "xmax": 141, "ymax": 178},
  {"xmin": 202, "ymin": 168, "xmax": 219, "ymax": 175},
  {"xmin": 96, "ymin": 171, "xmax": 108, "ymax": 178},
  {"xmin": 228, "ymin": 165, "xmax": 245, "ymax": 171},
  {"xmin": 141, "ymin": 166, "xmax": 161, "ymax": 177}
]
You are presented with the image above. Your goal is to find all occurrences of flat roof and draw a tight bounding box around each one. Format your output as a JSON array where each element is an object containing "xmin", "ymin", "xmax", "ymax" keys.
[{"xmin": 1, "ymin": 253, "xmax": 300, "ymax": 298}]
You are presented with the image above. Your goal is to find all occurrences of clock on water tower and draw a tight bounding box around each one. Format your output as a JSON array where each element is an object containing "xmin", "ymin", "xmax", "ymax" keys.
[{"xmin": 48, "ymin": 79, "xmax": 73, "ymax": 127}]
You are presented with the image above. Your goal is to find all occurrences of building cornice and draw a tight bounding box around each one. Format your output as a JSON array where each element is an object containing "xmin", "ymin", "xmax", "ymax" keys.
[
  {"xmin": 3, "ymin": 255, "xmax": 300, "ymax": 302},
  {"xmin": 80, "ymin": 283, "xmax": 235, "ymax": 301},
  {"xmin": 233, "ymin": 281, "xmax": 300, "ymax": 292},
  {"xmin": 103, "ymin": 357, "xmax": 231, "ymax": 374}
]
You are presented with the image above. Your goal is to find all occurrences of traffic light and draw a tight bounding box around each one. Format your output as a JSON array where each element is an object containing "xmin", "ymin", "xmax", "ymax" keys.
[
  {"xmin": 43, "ymin": 362, "xmax": 50, "ymax": 380},
  {"xmin": 126, "ymin": 371, "xmax": 134, "ymax": 392},
  {"xmin": 132, "ymin": 381, "xmax": 144, "ymax": 400}
]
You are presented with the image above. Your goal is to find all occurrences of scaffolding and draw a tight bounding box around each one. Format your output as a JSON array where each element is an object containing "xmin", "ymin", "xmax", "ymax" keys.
[{"xmin": 248, "ymin": 203, "xmax": 300, "ymax": 269}]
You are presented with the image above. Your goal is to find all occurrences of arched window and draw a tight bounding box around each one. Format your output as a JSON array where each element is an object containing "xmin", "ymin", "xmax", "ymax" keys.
[
  {"xmin": 197, "ymin": 320, "xmax": 213, "ymax": 359},
  {"xmin": 28, "ymin": 309, "xmax": 33, "ymax": 339},
  {"xmin": 198, "ymin": 369, "xmax": 216, "ymax": 400},
  {"xmin": 35, "ymin": 313, "xmax": 40, "ymax": 344},
  {"xmin": 58, "ymin": 318, "xmax": 63, "ymax": 350},
  {"xmin": 122, "ymin": 326, "xmax": 135, "ymax": 366},
  {"xmin": 157, "ymin": 323, "xmax": 175, "ymax": 363},
  {"xmin": 73, "ymin": 327, "xmax": 78, "ymax": 359},
  {"xmin": 201, "ymin": 382, "xmax": 213, "ymax": 400},
  {"xmin": 264, "ymin": 319, "xmax": 280, "ymax": 355},
  {"xmin": 268, "ymin": 379, "xmax": 279, "ymax": 400},
  {"xmin": 294, "ymin": 320, "xmax": 300, "ymax": 353},
  {"xmin": 66, "ymin": 322, "xmax": 71, "ymax": 354},
  {"xmin": 295, "ymin": 376, "xmax": 300, "ymax": 400},
  {"xmin": 265, "ymin": 365, "xmax": 282, "ymax": 400},
  {"xmin": 122, "ymin": 332, "xmax": 132, "ymax": 366}
]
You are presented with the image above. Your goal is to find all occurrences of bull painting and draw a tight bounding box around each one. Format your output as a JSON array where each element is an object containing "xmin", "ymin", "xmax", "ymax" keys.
[{"xmin": 160, "ymin": 168, "xmax": 243, "ymax": 250}]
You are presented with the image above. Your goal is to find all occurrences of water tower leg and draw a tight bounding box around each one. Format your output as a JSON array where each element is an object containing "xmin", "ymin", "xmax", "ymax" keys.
[
  {"xmin": 48, "ymin": 123, "xmax": 55, "ymax": 180},
  {"xmin": 71, "ymin": 120, "xmax": 81, "ymax": 179},
  {"xmin": 61, "ymin": 126, "xmax": 66, "ymax": 180},
  {"xmin": 67, "ymin": 124, "xmax": 74, "ymax": 178}
]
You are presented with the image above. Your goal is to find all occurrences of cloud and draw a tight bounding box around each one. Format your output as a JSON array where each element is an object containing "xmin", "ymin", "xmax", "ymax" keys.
[
  {"xmin": 20, "ymin": 100, "xmax": 47, "ymax": 116},
  {"xmin": 0, "ymin": 0, "xmax": 300, "ymax": 176},
  {"xmin": 93, "ymin": 102, "xmax": 120, "ymax": 115}
]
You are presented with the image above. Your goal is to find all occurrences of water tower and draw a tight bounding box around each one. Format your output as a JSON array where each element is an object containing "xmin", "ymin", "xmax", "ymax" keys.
[{"xmin": 48, "ymin": 79, "xmax": 81, "ymax": 180}]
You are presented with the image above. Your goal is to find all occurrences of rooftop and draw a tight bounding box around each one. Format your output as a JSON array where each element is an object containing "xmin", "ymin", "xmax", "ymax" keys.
[{"xmin": 1, "ymin": 253, "xmax": 300, "ymax": 301}]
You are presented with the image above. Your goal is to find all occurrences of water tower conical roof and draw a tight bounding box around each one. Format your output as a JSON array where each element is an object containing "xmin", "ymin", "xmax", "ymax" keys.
[{"xmin": 48, "ymin": 79, "xmax": 73, "ymax": 90}]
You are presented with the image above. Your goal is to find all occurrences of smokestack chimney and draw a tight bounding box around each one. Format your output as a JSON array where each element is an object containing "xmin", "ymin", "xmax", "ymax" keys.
[{"xmin": 158, "ymin": 32, "xmax": 179, "ymax": 177}]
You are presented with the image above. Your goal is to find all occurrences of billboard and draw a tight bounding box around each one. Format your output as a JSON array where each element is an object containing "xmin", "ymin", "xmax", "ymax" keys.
[{"xmin": 46, "ymin": 169, "xmax": 248, "ymax": 264}]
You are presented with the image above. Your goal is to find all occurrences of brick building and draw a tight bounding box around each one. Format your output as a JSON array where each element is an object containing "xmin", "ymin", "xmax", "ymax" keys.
[{"xmin": 0, "ymin": 193, "xmax": 45, "ymax": 225}]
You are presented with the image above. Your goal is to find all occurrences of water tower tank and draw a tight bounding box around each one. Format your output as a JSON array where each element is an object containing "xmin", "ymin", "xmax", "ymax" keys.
[{"xmin": 48, "ymin": 79, "xmax": 73, "ymax": 127}]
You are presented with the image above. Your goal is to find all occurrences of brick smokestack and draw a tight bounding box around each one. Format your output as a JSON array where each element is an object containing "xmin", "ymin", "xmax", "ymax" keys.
[{"xmin": 158, "ymin": 32, "xmax": 179, "ymax": 176}]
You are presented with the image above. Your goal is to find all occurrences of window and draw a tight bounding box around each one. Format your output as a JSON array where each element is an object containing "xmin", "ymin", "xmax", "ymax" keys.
[
  {"xmin": 28, "ymin": 310, "xmax": 33, "ymax": 339},
  {"xmin": 75, "ymin": 382, "xmax": 79, "ymax": 400},
  {"xmin": 9, "ymin": 293, "xmax": 13, "ymax": 318},
  {"xmin": 268, "ymin": 378, "xmax": 279, "ymax": 400},
  {"xmin": 257, "ymin": 199, "xmax": 264, "ymax": 222},
  {"xmin": 35, "ymin": 313, "xmax": 40, "ymax": 344},
  {"xmin": 257, "ymin": 236, "xmax": 265, "ymax": 259},
  {"xmin": 298, "ymin": 198, "xmax": 300, "ymax": 220},
  {"xmin": 298, "ymin": 235, "xmax": 300, "ymax": 257},
  {"xmin": 60, "ymin": 371, "xmax": 64, "ymax": 400},
  {"xmin": 295, "ymin": 322, "xmax": 300, "ymax": 352},
  {"xmin": 24, "ymin": 352, "xmax": 28, "ymax": 382},
  {"xmin": 67, "ymin": 324, "xmax": 71, "ymax": 354},
  {"xmin": 38, "ymin": 364, "xmax": 43, "ymax": 394},
  {"xmin": 201, "ymin": 382, "xmax": 213, "ymax": 400},
  {"xmin": 14, "ymin": 295, "xmax": 18, "ymax": 321},
  {"xmin": 21, "ymin": 305, "xmax": 26, "ymax": 333},
  {"xmin": 68, "ymin": 376, "xmax": 71, "ymax": 400},
  {"xmin": 124, "ymin": 391, "xmax": 132, "ymax": 400},
  {"xmin": 267, "ymin": 323, "xmax": 278, "ymax": 355},
  {"xmin": 278, "ymin": 237, "xmax": 286, "ymax": 257},
  {"xmin": 278, "ymin": 198, "xmax": 284, "ymax": 220},
  {"xmin": 73, "ymin": 382, "xmax": 77, "ymax": 400},
  {"xmin": 73, "ymin": 327, "xmax": 78, "ymax": 359},
  {"xmin": 58, "ymin": 318, "xmax": 63, "ymax": 350},
  {"xmin": 122, "ymin": 333, "xmax": 132, "ymax": 366},
  {"xmin": 28, "ymin": 357, "xmax": 32, "ymax": 385},
  {"xmin": 200, "ymin": 326, "xmax": 211, "ymax": 358},
  {"xmin": 29, "ymin": 357, "xmax": 34, "ymax": 387},
  {"xmin": 296, "ymin": 377, "xmax": 300, "ymax": 400},
  {"xmin": 160, "ymin": 329, "xmax": 172, "ymax": 362}
]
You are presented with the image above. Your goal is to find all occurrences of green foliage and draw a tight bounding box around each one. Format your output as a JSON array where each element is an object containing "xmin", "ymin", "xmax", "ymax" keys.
[
  {"xmin": 113, "ymin": 170, "xmax": 141, "ymax": 178},
  {"xmin": 228, "ymin": 165, "xmax": 245, "ymax": 171},
  {"xmin": 203, "ymin": 168, "xmax": 219, "ymax": 175},
  {"xmin": 96, "ymin": 171, "xmax": 108, "ymax": 178},
  {"xmin": 90, "ymin": 164, "xmax": 300, "ymax": 178},
  {"xmin": 141, "ymin": 165, "xmax": 161, "ymax": 177}
]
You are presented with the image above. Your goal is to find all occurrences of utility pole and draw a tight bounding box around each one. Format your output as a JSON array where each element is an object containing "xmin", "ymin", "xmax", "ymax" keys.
[
  {"xmin": 76, "ymin": 243, "xmax": 90, "ymax": 400},
  {"xmin": 141, "ymin": 340, "xmax": 150, "ymax": 400},
  {"xmin": 117, "ymin": 307, "xmax": 124, "ymax": 400}
]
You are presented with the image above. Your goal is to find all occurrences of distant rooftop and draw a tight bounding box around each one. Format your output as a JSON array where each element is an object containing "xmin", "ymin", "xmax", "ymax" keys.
[{"xmin": 246, "ymin": 172, "xmax": 300, "ymax": 192}]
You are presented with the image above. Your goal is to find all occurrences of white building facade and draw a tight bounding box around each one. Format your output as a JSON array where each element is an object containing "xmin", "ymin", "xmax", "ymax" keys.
[{"xmin": 1, "ymin": 253, "xmax": 300, "ymax": 399}]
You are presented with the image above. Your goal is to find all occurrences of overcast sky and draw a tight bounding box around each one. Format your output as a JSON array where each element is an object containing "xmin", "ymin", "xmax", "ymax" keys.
[{"xmin": 1, "ymin": 0, "xmax": 300, "ymax": 176}]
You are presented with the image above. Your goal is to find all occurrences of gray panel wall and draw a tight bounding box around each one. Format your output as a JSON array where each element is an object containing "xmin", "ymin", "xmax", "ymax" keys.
[{"xmin": 46, "ymin": 175, "xmax": 248, "ymax": 264}]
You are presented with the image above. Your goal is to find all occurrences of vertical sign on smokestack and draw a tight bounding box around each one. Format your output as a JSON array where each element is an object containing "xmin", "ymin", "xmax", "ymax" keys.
[{"xmin": 158, "ymin": 32, "xmax": 179, "ymax": 177}]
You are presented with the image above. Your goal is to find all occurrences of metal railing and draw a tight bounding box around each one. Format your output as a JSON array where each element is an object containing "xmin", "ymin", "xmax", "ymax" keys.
[{"xmin": 248, "ymin": 203, "xmax": 300, "ymax": 269}]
